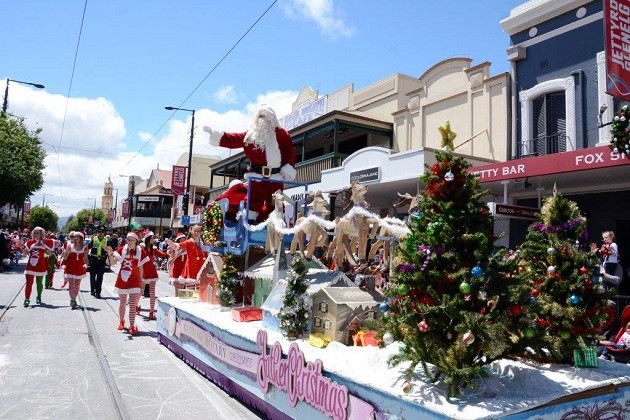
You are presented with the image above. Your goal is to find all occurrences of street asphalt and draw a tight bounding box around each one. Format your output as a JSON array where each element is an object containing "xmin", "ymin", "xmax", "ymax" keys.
[{"xmin": 0, "ymin": 259, "xmax": 264, "ymax": 420}]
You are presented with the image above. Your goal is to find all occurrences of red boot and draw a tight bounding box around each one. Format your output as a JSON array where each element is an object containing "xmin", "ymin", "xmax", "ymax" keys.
[{"xmin": 148, "ymin": 311, "xmax": 156, "ymax": 320}]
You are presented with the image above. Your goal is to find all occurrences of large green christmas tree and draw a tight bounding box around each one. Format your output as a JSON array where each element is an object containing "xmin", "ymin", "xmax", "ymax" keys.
[
  {"xmin": 379, "ymin": 123, "xmax": 517, "ymax": 398},
  {"xmin": 278, "ymin": 256, "xmax": 310, "ymax": 339},
  {"xmin": 509, "ymin": 187, "xmax": 613, "ymax": 362}
]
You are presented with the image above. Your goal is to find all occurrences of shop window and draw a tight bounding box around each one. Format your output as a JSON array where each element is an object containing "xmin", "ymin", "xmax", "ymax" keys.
[
  {"xmin": 324, "ymin": 319, "xmax": 331, "ymax": 330},
  {"xmin": 319, "ymin": 301, "xmax": 328, "ymax": 313},
  {"xmin": 314, "ymin": 317, "xmax": 322, "ymax": 327}
]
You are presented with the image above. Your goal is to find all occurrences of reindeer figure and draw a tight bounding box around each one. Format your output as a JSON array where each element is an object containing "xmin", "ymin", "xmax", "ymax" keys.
[
  {"xmin": 327, "ymin": 180, "xmax": 371, "ymax": 269},
  {"xmin": 290, "ymin": 191, "xmax": 330, "ymax": 260},
  {"xmin": 265, "ymin": 190, "xmax": 287, "ymax": 254},
  {"xmin": 366, "ymin": 192, "xmax": 418, "ymax": 262}
]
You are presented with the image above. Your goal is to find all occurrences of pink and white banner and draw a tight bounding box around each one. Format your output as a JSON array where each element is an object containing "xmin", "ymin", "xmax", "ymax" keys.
[{"xmin": 171, "ymin": 166, "xmax": 186, "ymax": 196}]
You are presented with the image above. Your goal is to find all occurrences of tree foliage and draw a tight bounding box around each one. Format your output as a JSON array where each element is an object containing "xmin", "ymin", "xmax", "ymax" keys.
[
  {"xmin": 218, "ymin": 254, "xmax": 239, "ymax": 306},
  {"xmin": 29, "ymin": 205, "xmax": 59, "ymax": 232},
  {"xmin": 0, "ymin": 113, "xmax": 46, "ymax": 208},
  {"xmin": 279, "ymin": 256, "xmax": 310, "ymax": 339},
  {"xmin": 64, "ymin": 208, "xmax": 108, "ymax": 233}
]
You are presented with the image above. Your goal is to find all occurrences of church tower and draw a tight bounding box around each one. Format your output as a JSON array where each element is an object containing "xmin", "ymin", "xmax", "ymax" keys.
[{"xmin": 101, "ymin": 176, "xmax": 114, "ymax": 211}]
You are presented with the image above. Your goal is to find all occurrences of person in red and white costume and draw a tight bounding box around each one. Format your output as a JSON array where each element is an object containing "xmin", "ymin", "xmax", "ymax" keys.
[
  {"xmin": 61, "ymin": 232, "xmax": 88, "ymax": 309},
  {"xmin": 168, "ymin": 232, "xmax": 187, "ymax": 292},
  {"xmin": 59, "ymin": 231, "xmax": 76, "ymax": 289},
  {"xmin": 105, "ymin": 232, "xmax": 149, "ymax": 335},
  {"xmin": 21, "ymin": 227, "xmax": 58, "ymax": 307},
  {"xmin": 166, "ymin": 224, "xmax": 207, "ymax": 288},
  {"xmin": 139, "ymin": 231, "xmax": 168, "ymax": 320},
  {"xmin": 204, "ymin": 105, "xmax": 296, "ymax": 222}
]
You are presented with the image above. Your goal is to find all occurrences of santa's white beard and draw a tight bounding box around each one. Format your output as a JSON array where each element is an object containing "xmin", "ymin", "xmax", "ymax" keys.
[
  {"xmin": 244, "ymin": 117, "xmax": 282, "ymax": 167},
  {"xmin": 244, "ymin": 119, "xmax": 275, "ymax": 150}
]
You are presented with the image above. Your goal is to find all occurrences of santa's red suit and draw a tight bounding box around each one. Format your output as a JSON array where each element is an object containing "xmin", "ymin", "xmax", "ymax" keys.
[{"xmin": 205, "ymin": 106, "xmax": 296, "ymax": 221}]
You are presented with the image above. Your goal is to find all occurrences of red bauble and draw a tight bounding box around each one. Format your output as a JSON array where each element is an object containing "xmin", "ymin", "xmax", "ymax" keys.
[
  {"xmin": 579, "ymin": 266, "xmax": 589, "ymax": 275},
  {"xmin": 531, "ymin": 289, "xmax": 540, "ymax": 298},
  {"xmin": 510, "ymin": 304, "xmax": 522, "ymax": 316},
  {"xmin": 536, "ymin": 317, "xmax": 550, "ymax": 328}
]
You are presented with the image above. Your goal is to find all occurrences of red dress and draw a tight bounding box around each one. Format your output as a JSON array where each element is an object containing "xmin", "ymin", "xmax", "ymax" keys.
[
  {"xmin": 25, "ymin": 238, "xmax": 56, "ymax": 276},
  {"xmin": 142, "ymin": 245, "xmax": 168, "ymax": 283},
  {"xmin": 178, "ymin": 240, "xmax": 207, "ymax": 285},
  {"xmin": 169, "ymin": 251, "xmax": 187, "ymax": 284},
  {"xmin": 63, "ymin": 244, "xmax": 88, "ymax": 279},
  {"xmin": 113, "ymin": 245, "xmax": 149, "ymax": 295}
]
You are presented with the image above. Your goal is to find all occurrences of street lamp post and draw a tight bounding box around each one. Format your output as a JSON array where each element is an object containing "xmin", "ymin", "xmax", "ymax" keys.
[
  {"xmin": 119, "ymin": 175, "xmax": 138, "ymax": 231},
  {"xmin": 2, "ymin": 78, "xmax": 46, "ymax": 114},
  {"xmin": 164, "ymin": 106, "xmax": 195, "ymax": 227}
]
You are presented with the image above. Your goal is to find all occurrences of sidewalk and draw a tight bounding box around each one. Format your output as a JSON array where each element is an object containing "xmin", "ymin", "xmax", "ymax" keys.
[{"xmin": 0, "ymin": 263, "xmax": 263, "ymax": 420}]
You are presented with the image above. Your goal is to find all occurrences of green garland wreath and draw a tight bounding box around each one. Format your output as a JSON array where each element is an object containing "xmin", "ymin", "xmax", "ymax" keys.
[
  {"xmin": 611, "ymin": 105, "xmax": 630, "ymax": 156},
  {"xmin": 202, "ymin": 202, "xmax": 223, "ymax": 245}
]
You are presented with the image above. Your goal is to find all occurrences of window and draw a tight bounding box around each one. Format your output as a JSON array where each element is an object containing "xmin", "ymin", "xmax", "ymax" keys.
[
  {"xmin": 324, "ymin": 319, "xmax": 331, "ymax": 330},
  {"xmin": 319, "ymin": 301, "xmax": 328, "ymax": 313},
  {"xmin": 314, "ymin": 317, "xmax": 322, "ymax": 327},
  {"xmin": 532, "ymin": 91, "xmax": 566, "ymax": 155}
]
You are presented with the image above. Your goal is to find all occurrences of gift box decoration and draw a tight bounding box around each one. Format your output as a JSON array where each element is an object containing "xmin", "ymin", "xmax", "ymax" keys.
[
  {"xmin": 573, "ymin": 346, "xmax": 598, "ymax": 368},
  {"xmin": 231, "ymin": 306, "xmax": 262, "ymax": 322}
]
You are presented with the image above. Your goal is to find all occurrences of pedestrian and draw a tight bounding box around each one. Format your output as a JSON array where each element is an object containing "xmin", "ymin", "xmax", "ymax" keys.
[
  {"xmin": 105, "ymin": 232, "xmax": 148, "ymax": 335},
  {"xmin": 166, "ymin": 224, "xmax": 207, "ymax": 289},
  {"xmin": 139, "ymin": 231, "xmax": 168, "ymax": 320},
  {"xmin": 591, "ymin": 230, "xmax": 620, "ymax": 288},
  {"xmin": 167, "ymin": 231, "xmax": 187, "ymax": 293},
  {"xmin": 21, "ymin": 227, "xmax": 57, "ymax": 307},
  {"xmin": 61, "ymin": 232, "xmax": 88, "ymax": 309},
  {"xmin": 87, "ymin": 226, "xmax": 108, "ymax": 298}
]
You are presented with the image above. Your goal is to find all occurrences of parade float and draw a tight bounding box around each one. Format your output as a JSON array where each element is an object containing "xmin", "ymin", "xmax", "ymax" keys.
[{"xmin": 157, "ymin": 124, "xmax": 630, "ymax": 419}]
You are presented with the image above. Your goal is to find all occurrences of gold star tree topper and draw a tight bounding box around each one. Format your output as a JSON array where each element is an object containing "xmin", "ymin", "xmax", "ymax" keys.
[{"xmin": 438, "ymin": 121, "xmax": 457, "ymax": 151}]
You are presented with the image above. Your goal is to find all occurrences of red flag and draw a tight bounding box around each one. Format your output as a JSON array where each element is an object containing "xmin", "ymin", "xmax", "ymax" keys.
[
  {"xmin": 122, "ymin": 201, "xmax": 130, "ymax": 219},
  {"xmin": 171, "ymin": 165, "xmax": 187, "ymax": 196},
  {"xmin": 605, "ymin": 0, "xmax": 630, "ymax": 101}
]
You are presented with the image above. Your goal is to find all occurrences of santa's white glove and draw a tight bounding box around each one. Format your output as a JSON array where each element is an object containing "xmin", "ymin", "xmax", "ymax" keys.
[
  {"xmin": 203, "ymin": 126, "xmax": 223, "ymax": 147},
  {"xmin": 280, "ymin": 163, "xmax": 297, "ymax": 182}
]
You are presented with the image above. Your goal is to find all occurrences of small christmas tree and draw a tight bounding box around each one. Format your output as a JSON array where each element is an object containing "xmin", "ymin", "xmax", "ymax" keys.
[
  {"xmin": 217, "ymin": 254, "xmax": 239, "ymax": 306},
  {"xmin": 379, "ymin": 123, "xmax": 517, "ymax": 398},
  {"xmin": 278, "ymin": 256, "xmax": 310, "ymax": 339},
  {"xmin": 509, "ymin": 187, "xmax": 613, "ymax": 362}
]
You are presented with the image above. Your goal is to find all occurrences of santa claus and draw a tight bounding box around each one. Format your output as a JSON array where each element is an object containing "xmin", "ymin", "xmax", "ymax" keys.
[{"xmin": 203, "ymin": 106, "xmax": 296, "ymax": 221}]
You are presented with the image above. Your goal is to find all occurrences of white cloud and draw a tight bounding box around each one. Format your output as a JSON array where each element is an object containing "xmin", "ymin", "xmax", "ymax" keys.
[
  {"xmin": 281, "ymin": 0, "xmax": 356, "ymax": 39},
  {"xmin": 213, "ymin": 85, "xmax": 239, "ymax": 104},
  {"xmin": 10, "ymin": 84, "xmax": 298, "ymax": 218}
]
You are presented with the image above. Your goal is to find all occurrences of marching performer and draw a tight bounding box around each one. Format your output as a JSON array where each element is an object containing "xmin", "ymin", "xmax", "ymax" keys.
[{"xmin": 61, "ymin": 232, "xmax": 89, "ymax": 309}]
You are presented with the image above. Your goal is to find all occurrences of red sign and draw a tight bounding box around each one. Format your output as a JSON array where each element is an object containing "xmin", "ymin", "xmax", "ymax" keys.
[
  {"xmin": 488, "ymin": 203, "xmax": 538, "ymax": 220},
  {"xmin": 171, "ymin": 166, "xmax": 186, "ymax": 196},
  {"xmin": 605, "ymin": 0, "xmax": 630, "ymax": 101},
  {"xmin": 122, "ymin": 201, "xmax": 130, "ymax": 219},
  {"xmin": 108, "ymin": 209, "xmax": 115, "ymax": 222},
  {"xmin": 23, "ymin": 201, "xmax": 31, "ymax": 215},
  {"xmin": 470, "ymin": 145, "xmax": 630, "ymax": 182}
]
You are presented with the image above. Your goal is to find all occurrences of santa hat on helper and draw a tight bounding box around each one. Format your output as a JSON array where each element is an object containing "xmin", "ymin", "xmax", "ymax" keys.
[
  {"xmin": 126, "ymin": 232, "xmax": 139, "ymax": 242},
  {"xmin": 142, "ymin": 230, "xmax": 154, "ymax": 242}
]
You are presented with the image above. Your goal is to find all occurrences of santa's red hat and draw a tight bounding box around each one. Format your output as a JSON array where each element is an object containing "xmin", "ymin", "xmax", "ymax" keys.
[
  {"xmin": 175, "ymin": 233, "xmax": 186, "ymax": 242},
  {"xmin": 126, "ymin": 232, "xmax": 139, "ymax": 242},
  {"xmin": 142, "ymin": 230, "xmax": 155, "ymax": 241}
]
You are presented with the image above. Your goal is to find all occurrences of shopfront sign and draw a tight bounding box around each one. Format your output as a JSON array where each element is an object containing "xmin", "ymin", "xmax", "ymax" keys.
[
  {"xmin": 350, "ymin": 167, "xmax": 380, "ymax": 183},
  {"xmin": 605, "ymin": 0, "xmax": 630, "ymax": 101},
  {"xmin": 282, "ymin": 96, "xmax": 327, "ymax": 131},
  {"xmin": 471, "ymin": 146, "xmax": 630, "ymax": 182},
  {"xmin": 132, "ymin": 217, "xmax": 158, "ymax": 226},
  {"xmin": 138, "ymin": 196, "xmax": 160, "ymax": 202},
  {"xmin": 488, "ymin": 202, "xmax": 538, "ymax": 220}
]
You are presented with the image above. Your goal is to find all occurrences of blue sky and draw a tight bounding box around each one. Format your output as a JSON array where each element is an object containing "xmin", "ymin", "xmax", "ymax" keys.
[{"xmin": 3, "ymin": 0, "xmax": 524, "ymax": 217}]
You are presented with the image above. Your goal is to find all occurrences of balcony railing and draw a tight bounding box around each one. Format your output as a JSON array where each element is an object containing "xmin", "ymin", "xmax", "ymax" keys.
[
  {"xmin": 517, "ymin": 133, "xmax": 567, "ymax": 158},
  {"xmin": 208, "ymin": 152, "xmax": 348, "ymax": 201}
]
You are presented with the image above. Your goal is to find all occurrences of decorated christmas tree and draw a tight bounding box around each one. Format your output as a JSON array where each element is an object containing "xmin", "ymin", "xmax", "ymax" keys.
[
  {"xmin": 217, "ymin": 254, "xmax": 239, "ymax": 306},
  {"xmin": 379, "ymin": 123, "xmax": 518, "ymax": 398},
  {"xmin": 278, "ymin": 256, "xmax": 310, "ymax": 339},
  {"xmin": 509, "ymin": 187, "xmax": 613, "ymax": 362},
  {"xmin": 611, "ymin": 104, "xmax": 630, "ymax": 156}
]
